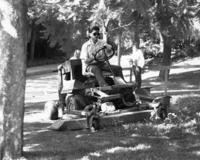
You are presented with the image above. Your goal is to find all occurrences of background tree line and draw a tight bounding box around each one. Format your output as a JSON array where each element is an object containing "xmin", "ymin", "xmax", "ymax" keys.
[{"xmin": 27, "ymin": 0, "xmax": 200, "ymax": 69}]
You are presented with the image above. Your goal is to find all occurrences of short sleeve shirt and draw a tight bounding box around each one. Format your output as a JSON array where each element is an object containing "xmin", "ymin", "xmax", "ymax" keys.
[
  {"xmin": 80, "ymin": 39, "xmax": 108, "ymax": 74},
  {"xmin": 132, "ymin": 49, "xmax": 145, "ymax": 68}
]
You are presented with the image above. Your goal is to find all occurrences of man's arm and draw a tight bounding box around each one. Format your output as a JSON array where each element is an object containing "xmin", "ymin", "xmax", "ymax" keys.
[
  {"xmin": 80, "ymin": 43, "xmax": 96, "ymax": 64},
  {"xmin": 96, "ymin": 40, "xmax": 113, "ymax": 59},
  {"xmin": 139, "ymin": 50, "xmax": 145, "ymax": 68},
  {"xmin": 85, "ymin": 55, "xmax": 95, "ymax": 64},
  {"xmin": 102, "ymin": 41, "xmax": 112, "ymax": 53}
]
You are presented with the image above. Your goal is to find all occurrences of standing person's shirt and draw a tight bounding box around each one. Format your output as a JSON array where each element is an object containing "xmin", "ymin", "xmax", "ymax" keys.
[
  {"xmin": 80, "ymin": 39, "xmax": 110, "ymax": 74},
  {"xmin": 70, "ymin": 49, "xmax": 81, "ymax": 60},
  {"xmin": 131, "ymin": 48, "xmax": 145, "ymax": 68}
]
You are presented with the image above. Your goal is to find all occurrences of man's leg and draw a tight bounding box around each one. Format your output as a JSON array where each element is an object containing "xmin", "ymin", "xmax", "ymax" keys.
[
  {"xmin": 133, "ymin": 66, "xmax": 142, "ymax": 88},
  {"xmin": 102, "ymin": 63, "xmax": 125, "ymax": 80},
  {"xmin": 87, "ymin": 64, "xmax": 108, "ymax": 87},
  {"xmin": 57, "ymin": 68, "xmax": 66, "ymax": 116},
  {"xmin": 111, "ymin": 65, "xmax": 124, "ymax": 79}
]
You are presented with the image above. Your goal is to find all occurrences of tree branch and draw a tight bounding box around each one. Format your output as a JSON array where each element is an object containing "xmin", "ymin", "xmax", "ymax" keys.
[
  {"xmin": 110, "ymin": 20, "xmax": 135, "ymax": 32},
  {"xmin": 43, "ymin": 0, "xmax": 66, "ymax": 5}
]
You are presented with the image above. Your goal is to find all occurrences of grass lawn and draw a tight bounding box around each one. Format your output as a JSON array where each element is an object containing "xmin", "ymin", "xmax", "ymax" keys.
[
  {"xmin": 23, "ymin": 57, "xmax": 200, "ymax": 160},
  {"xmin": 23, "ymin": 94, "xmax": 200, "ymax": 160}
]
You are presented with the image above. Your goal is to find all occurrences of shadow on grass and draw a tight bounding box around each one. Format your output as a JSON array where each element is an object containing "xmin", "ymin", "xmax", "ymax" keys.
[
  {"xmin": 23, "ymin": 119, "xmax": 200, "ymax": 159},
  {"xmin": 142, "ymin": 69, "xmax": 200, "ymax": 96},
  {"xmin": 25, "ymin": 102, "xmax": 45, "ymax": 113},
  {"xmin": 23, "ymin": 82, "xmax": 200, "ymax": 159},
  {"xmin": 23, "ymin": 123, "xmax": 200, "ymax": 160}
]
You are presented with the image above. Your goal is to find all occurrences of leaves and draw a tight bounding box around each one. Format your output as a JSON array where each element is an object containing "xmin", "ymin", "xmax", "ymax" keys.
[
  {"xmin": 27, "ymin": 0, "xmax": 92, "ymax": 55},
  {"xmin": 27, "ymin": 0, "xmax": 200, "ymax": 58}
]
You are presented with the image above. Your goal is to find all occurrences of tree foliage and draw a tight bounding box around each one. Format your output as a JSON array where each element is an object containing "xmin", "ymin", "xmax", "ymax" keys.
[
  {"xmin": 27, "ymin": 0, "xmax": 200, "ymax": 62},
  {"xmin": 27, "ymin": 0, "xmax": 94, "ymax": 57}
]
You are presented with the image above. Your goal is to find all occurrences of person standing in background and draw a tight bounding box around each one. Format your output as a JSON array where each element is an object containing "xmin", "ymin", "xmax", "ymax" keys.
[
  {"xmin": 129, "ymin": 44, "xmax": 145, "ymax": 88},
  {"xmin": 70, "ymin": 49, "xmax": 81, "ymax": 60}
]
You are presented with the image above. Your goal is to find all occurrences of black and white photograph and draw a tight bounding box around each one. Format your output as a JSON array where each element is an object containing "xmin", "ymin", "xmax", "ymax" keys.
[{"xmin": 1, "ymin": 0, "xmax": 200, "ymax": 159}]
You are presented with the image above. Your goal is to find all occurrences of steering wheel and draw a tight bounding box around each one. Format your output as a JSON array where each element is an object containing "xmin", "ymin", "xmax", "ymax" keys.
[{"xmin": 93, "ymin": 46, "xmax": 115, "ymax": 62}]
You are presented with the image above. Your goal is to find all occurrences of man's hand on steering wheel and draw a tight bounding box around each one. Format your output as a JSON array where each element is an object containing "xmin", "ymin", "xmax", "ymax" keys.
[{"xmin": 93, "ymin": 45, "xmax": 114, "ymax": 62}]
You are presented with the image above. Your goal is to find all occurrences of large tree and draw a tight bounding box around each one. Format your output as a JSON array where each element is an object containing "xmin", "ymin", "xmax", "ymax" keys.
[
  {"xmin": 153, "ymin": 0, "xmax": 200, "ymax": 78},
  {"xmin": 0, "ymin": 0, "xmax": 27, "ymax": 159}
]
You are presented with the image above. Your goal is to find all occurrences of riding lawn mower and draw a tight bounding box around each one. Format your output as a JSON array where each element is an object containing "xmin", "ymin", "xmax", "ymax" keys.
[{"xmin": 45, "ymin": 46, "xmax": 171, "ymax": 131}]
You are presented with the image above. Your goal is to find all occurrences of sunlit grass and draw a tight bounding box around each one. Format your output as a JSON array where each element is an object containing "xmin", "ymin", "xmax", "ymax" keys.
[
  {"xmin": 77, "ymin": 144, "xmax": 151, "ymax": 160},
  {"xmin": 23, "ymin": 94, "xmax": 200, "ymax": 160},
  {"xmin": 105, "ymin": 94, "xmax": 200, "ymax": 140},
  {"xmin": 106, "ymin": 144, "xmax": 151, "ymax": 153}
]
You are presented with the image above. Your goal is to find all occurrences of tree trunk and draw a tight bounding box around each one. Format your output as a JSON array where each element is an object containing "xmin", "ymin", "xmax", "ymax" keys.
[
  {"xmin": 0, "ymin": 0, "xmax": 27, "ymax": 159},
  {"xmin": 102, "ymin": 23, "xmax": 108, "ymax": 42},
  {"xmin": 117, "ymin": 34, "xmax": 122, "ymax": 66},
  {"xmin": 159, "ymin": 34, "xmax": 172, "ymax": 80},
  {"xmin": 117, "ymin": 15, "xmax": 122, "ymax": 66},
  {"xmin": 157, "ymin": 29, "xmax": 164, "ymax": 53},
  {"xmin": 134, "ymin": 25, "xmax": 140, "ymax": 48},
  {"xmin": 29, "ymin": 23, "xmax": 36, "ymax": 62}
]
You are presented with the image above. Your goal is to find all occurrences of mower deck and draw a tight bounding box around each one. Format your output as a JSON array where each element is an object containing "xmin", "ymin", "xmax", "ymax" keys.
[{"xmin": 48, "ymin": 108, "xmax": 152, "ymax": 131}]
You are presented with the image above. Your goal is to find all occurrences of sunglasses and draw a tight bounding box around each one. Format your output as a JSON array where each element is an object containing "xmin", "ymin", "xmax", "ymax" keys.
[{"xmin": 93, "ymin": 32, "xmax": 100, "ymax": 36}]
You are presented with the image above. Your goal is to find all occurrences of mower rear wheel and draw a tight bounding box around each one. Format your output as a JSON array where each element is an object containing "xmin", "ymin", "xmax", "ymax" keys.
[
  {"xmin": 44, "ymin": 101, "xmax": 58, "ymax": 120},
  {"xmin": 121, "ymin": 91, "xmax": 136, "ymax": 107}
]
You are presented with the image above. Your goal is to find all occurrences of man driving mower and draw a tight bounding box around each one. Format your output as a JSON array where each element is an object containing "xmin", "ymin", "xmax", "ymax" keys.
[
  {"xmin": 80, "ymin": 26, "xmax": 124, "ymax": 87},
  {"xmin": 48, "ymin": 26, "xmax": 170, "ymax": 128}
]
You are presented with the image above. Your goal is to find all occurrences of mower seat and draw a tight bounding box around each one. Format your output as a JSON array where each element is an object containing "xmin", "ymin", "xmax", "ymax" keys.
[
  {"xmin": 83, "ymin": 64, "xmax": 113, "ymax": 78},
  {"xmin": 61, "ymin": 59, "xmax": 114, "ymax": 85},
  {"xmin": 84, "ymin": 70, "xmax": 113, "ymax": 77},
  {"xmin": 61, "ymin": 59, "xmax": 87, "ymax": 82}
]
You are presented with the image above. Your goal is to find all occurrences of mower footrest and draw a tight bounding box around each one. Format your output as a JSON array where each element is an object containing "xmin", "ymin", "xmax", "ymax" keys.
[
  {"xmin": 138, "ymin": 94, "xmax": 154, "ymax": 102},
  {"xmin": 100, "ymin": 94, "xmax": 121, "ymax": 103}
]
